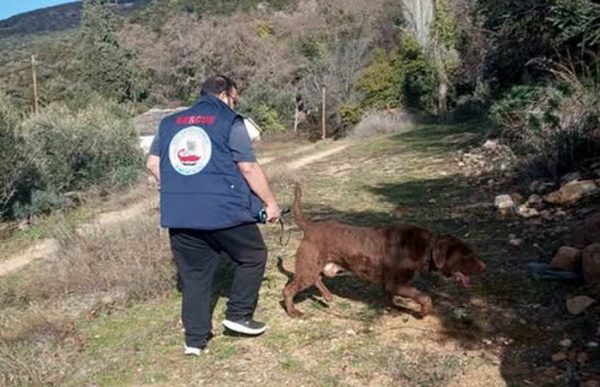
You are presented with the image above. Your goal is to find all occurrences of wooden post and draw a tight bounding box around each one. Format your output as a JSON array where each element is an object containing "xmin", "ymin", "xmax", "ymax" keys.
[
  {"xmin": 321, "ymin": 86, "xmax": 326, "ymax": 140},
  {"xmin": 31, "ymin": 55, "xmax": 39, "ymax": 114},
  {"xmin": 293, "ymin": 105, "xmax": 299, "ymax": 134}
]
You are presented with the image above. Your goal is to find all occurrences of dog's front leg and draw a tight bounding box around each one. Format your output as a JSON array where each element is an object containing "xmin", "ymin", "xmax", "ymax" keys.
[
  {"xmin": 315, "ymin": 277, "xmax": 333, "ymax": 301},
  {"xmin": 394, "ymin": 285, "xmax": 433, "ymax": 316}
]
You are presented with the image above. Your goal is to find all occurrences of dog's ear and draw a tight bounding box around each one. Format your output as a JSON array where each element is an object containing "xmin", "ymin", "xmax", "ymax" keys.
[{"xmin": 432, "ymin": 238, "xmax": 448, "ymax": 270}]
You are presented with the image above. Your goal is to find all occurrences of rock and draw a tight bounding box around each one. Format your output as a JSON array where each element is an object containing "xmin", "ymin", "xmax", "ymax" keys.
[
  {"xmin": 509, "ymin": 237, "xmax": 523, "ymax": 246},
  {"xmin": 550, "ymin": 246, "xmax": 582, "ymax": 271},
  {"xmin": 552, "ymin": 352, "xmax": 567, "ymax": 362},
  {"xmin": 555, "ymin": 209, "xmax": 567, "ymax": 217},
  {"xmin": 529, "ymin": 180, "xmax": 540, "ymax": 193},
  {"xmin": 583, "ymin": 243, "xmax": 600, "ymax": 294},
  {"xmin": 566, "ymin": 295, "xmax": 596, "ymax": 315},
  {"xmin": 539, "ymin": 210, "xmax": 552, "ymax": 221},
  {"xmin": 483, "ymin": 140, "xmax": 498, "ymax": 149},
  {"xmin": 529, "ymin": 180, "xmax": 556, "ymax": 194},
  {"xmin": 526, "ymin": 194, "xmax": 544, "ymax": 208},
  {"xmin": 559, "ymin": 339, "xmax": 572, "ymax": 347},
  {"xmin": 566, "ymin": 212, "xmax": 600, "ymax": 248},
  {"xmin": 561, "ymin": 171, "xmax": 582, "ymax": 184},
  {"xmin": 582, "ymin": 380, "xmax": 599, "ymax": 387},
  {"xmin": 577, "ymin": 352, "xmax": 589, "ymax": 364},
  {"xmin": 495, "ymin": 194, "xmax": 515, "ymax": 215},
  {"xmin": 517, "ymin": 204, "xmax": 539, "ymax": 218},
  {"xmin": 587, "ymin": 341, "xmax": 599, "ymax": 348},
  {"xmin": 510, "ymin": 192, "xmax": 524, "ymax": 205},
  {"xmin": 544, "ymin": 180, "xmax": 599, "ymax": 205}
]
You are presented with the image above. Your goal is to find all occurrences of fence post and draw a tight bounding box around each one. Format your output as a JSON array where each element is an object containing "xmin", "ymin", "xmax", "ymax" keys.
[{"xmin": 321, "ymin": 86, "xmax": 326, "ymax": 140}]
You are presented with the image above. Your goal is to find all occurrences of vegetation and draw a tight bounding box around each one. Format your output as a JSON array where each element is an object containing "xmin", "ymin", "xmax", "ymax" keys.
[
  {"xmin": 0, "ymin": 0, "xmax": 597, "ymax": 198},
  {"xmin": 0, "ymin": 96, "xmax": 142, "ymax": 219}
]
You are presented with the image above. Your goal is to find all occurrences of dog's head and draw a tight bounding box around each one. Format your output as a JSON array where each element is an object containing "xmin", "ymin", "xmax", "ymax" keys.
[{"xmin": 431, "ymin": 235, "xmax": 485, "ymax": 288}]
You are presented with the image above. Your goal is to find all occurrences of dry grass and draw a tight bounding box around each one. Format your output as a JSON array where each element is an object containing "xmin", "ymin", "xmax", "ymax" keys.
[
  {"xmin": 4, "ymin": 214, "xmax": 173, "ymax": 306},
  {"xmin": 349, "ymin": 110, "xmax": 417, "ymax": 139}
]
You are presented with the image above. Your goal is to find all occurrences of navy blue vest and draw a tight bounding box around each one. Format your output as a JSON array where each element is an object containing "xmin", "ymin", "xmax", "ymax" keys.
[{"xmin": 158, "ymin": 96, "xmax": 263, "ymax": 230}]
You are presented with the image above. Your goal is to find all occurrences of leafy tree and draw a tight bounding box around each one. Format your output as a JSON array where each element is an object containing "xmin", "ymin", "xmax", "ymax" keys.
[{"xmin": 76, "ymin": 0, "xmax": 147, "ymax": 102}]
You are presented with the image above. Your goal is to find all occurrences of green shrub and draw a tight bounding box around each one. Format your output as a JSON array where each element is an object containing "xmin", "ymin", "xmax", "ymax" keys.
[
  {"xmin": 0, "ymin": 96, "xmax": 27, "ymax": 217},
  {"xmin": 339, "ymin": 103, "xmax": 364, "ymax": 129},
  {"xmin": 396, "ymin": 37, "xmax": 438, "ymax": 112},
  {"xmin": 12, "ymin": 190, "xmax": 67, "ymax": 219},
  {"xmin": 20, "ymin": 99, "xmax": 143, "ymax": 193},
  {"xmin": 356, "ymin": 37, "xmax": 438, "ymax": 114},
  {"xmin": 2, "ymin": 97, "xmax": 143, "ymax": 219},
  {"xmin": 490, "ymin": 72, "xmax": 600, "ymax": 175},
  {"xmin": 355, "ymin": 49, "xmax": 401, "ymax": 109},
  {"xmin": 238, "ymin": 84, "xmax": 294, "ymax": 132}
]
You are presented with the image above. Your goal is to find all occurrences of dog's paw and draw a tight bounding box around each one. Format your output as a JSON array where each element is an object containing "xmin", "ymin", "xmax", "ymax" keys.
[
  {"xmin": 420, "ymin": 296, "xmax": 433, "ymax": 317},
  {"xmin": 287, "ymin": 309, "xmax": 304, "ymax": 318}
]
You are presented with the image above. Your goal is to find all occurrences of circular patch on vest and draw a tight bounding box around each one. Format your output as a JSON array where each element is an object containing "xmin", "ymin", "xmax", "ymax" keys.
[{"xmin": 169, "ymin": 126, "xmax": 212, "ymax": 175}]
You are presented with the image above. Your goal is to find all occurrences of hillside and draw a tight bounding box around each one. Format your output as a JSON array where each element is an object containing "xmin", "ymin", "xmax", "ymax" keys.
[{"xmin": 0, "ymin": 0, "xmax": 149, "ymax": 37}]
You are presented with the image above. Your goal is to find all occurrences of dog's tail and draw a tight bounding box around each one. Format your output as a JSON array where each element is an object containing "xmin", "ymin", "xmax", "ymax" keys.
[{"xmin": 293, "ymin": 183, "xmax": 309, "ymax": 231}]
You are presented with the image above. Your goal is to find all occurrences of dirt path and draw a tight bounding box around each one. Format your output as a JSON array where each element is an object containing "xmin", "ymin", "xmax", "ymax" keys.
[{"xmin": 0, "ymin": 142, "xmax": 349, "ymax": 277}]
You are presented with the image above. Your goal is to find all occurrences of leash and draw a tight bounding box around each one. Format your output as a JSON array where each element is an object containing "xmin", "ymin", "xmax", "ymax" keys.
[{"xmin": 277, "ymin": 208, "xmax": 292, "ymax": 246}]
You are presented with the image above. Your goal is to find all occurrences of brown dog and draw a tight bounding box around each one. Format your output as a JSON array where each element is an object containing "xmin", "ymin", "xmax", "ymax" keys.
[{"xmin": 282, "ymin": 185, "xmax": 486, "ymax": 317}]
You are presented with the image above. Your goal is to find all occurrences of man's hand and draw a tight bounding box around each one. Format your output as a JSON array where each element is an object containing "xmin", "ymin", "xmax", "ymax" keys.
[
  {"xmin": 238, "ymin": 161, "xmax": 280, "ymax": 223},
  {"xmin": 265, "ymin": 202, "xmax": 281, "ymax": 223},
  {"xmin": 146, "ymin": 154, "xmax": 160, "ymax": 182}
]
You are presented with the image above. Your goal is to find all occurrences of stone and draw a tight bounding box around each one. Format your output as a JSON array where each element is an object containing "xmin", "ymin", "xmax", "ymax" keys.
[
  {"xmin": 566, "ymin": 295, "xmax": 596, "ymax": 315},
  {"xmin": 583, "ymin": 243, "xmax": 600, "ymax": 294},
  {"xmin": 566, "ymin": 213, "xmax": 600, "ymax": 248},
  {"xmin": 550, "ymin": 246, "xmax": 582, "ymax": 271},
  {"xmin": 509, "ymin": 237, "xmax": 523, "ymax": 246},
  {"xmin": 483, "ymin": 140, "xmax": 498, "ymax": 149},
  {"xmin": 510, "ymin": 192, "xmax": 524, "ymax": 205},
  {"xmin": 559, "ymin": 339, "xmax": 572, "ymax": 347},
  {"xmin": 530, "ymin": 180, "xmax": 556, "ymax": 194},
  {"xmin": 582, "ymin": 380, "xmax": 599, "ymax": 387},
  {"xmin": 552, "ymin": 352, "xmax": 567, "ymax": 362},
  {"xmin": 587, "ymin": 341, "xmax": 599, "ymax": 348},
  {"xmin": 561, "ymin": 171, "xmax": 582, "ymax": 184},
  {"xmin": 544, "ymin": 180, "xmax": 599, "ymax": 205},
  {"xmin": 526, "ymin": 194, "xmax": 544, "ymax": 208},
  {"xmin": 517, "ymin": 204, "xmax": 539, "ymax": 218},
  {"xmin": 495, "ymin": 194, "xmax": 515, "ymax": 215},
  {"xmin": 577, "ymin": 352, "xmax": 589, "ymax": 364}
]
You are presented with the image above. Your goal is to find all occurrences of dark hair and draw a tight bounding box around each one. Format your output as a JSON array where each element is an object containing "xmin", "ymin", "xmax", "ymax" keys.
[{"xmin": 200, "ymin": 75, "xmax": 237, "ymax": 97}]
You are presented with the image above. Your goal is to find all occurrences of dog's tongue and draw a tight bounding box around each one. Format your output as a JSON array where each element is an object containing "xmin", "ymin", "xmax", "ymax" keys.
[{"xmin": 454, "ymin": 271, "xmax": 471, "ymax": 288}]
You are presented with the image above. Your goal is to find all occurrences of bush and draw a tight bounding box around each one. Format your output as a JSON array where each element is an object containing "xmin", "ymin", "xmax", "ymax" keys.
[
  {"xmin": 490, "ymin": 70, "xmax": 600, "ymax": 176},
  {"xmin": 23, "ymin": 98, "xmax": 142, "ymax": 189},
  {"xmin": 0, "ymin": 96, "xmax": 27, "ymax": 217},
  {"xmin": 238, "ymin": 84, "xmax": 295, "ymax": 133},
  {"xmin": 1, "ymin": 96, "xmax": 144, "ymax": 219},
  {"xmin": 356, "ymin": 37, "xmax": 439, "ymax": 115}
]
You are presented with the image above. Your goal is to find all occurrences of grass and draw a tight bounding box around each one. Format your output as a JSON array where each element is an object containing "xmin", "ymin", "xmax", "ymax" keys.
[{"xmin": 0, "ymin": 123, "xmax": 598, "ymax": 386}]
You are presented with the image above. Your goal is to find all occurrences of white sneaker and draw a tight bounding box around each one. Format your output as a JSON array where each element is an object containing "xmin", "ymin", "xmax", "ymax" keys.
[{"xmin": 184, "ymin": 345, "xmax": 202, "ymax": 356}]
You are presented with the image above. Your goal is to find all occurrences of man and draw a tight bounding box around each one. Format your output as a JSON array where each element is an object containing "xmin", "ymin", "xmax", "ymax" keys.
[{"xmin": 146, "ymin": 75, "xmax": 281, "ymax": 356}]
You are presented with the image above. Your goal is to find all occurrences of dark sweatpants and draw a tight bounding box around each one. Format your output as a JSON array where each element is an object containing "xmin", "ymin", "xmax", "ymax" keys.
[{"xmin": 169, "ymin": 224, "xmax": 267, "ymax": 348}]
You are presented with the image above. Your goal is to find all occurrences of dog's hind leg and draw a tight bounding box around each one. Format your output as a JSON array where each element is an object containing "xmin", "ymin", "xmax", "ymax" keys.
[{"xmin": 282, "ymin": 242, "xmax": 322, "ymax": 318}]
